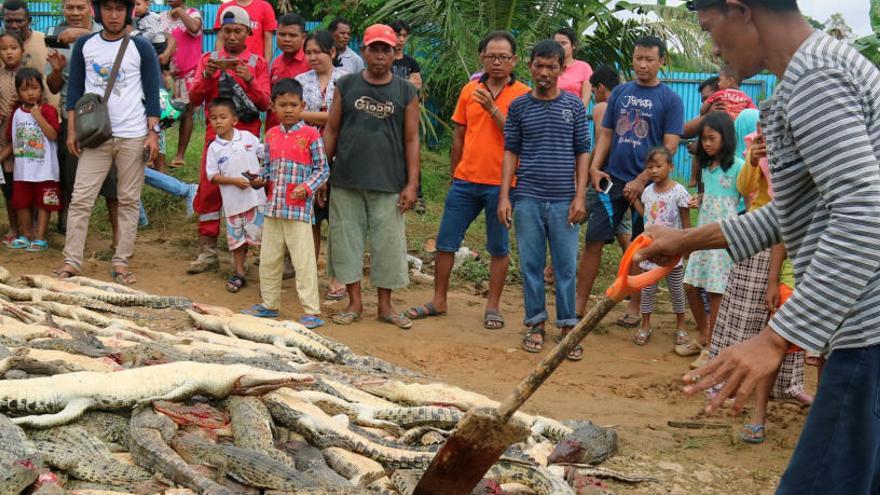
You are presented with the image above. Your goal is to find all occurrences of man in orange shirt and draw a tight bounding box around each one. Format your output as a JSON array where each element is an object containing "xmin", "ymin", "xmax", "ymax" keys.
[{"xmin": 405, "ymin": 31, "xmax": 530, "ymax": 329}]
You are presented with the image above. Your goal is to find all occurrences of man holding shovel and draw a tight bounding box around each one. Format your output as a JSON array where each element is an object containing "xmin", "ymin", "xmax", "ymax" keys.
[{"xmin": 638, "ymin": 1, "xmax": 880, "ymax": 493}]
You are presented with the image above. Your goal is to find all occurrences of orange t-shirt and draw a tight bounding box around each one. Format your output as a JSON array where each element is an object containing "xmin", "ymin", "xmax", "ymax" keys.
[{"xmin": 451, "ymin": 79, "xmax": 531, "ymax": 186}]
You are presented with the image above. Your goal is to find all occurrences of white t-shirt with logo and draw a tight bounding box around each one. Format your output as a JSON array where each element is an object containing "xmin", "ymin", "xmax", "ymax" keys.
[
  {"xmin": 205, "ymin": 129, "xmax": 267, "ymax": 216},
  {"xmin": 10, "ymin": 106, "xmax": 60, "ymax": 182}
]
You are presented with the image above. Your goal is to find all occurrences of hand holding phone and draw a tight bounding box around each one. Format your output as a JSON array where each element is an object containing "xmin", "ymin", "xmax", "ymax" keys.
[{"xmin": 599, "ymin": 177, "xmax": 613, "ymax": 195}]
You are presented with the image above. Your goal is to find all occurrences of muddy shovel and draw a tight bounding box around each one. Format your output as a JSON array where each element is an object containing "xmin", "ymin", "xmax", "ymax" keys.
[{"xmin": 413, "ymin": 235, "xmax": 676, "ymax": 495}]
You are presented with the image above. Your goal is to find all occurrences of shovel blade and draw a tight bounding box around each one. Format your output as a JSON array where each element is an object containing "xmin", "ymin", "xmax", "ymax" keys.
[{"xmin": 413, "ymin": 407, "xmax": 530, "ymax": 495}]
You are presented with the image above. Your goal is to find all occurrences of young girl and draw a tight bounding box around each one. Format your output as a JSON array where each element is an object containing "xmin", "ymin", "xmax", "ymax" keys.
[
  {"xmin": 0, "ymin": 32, "xmax": 24, "ymax": 245},
  {"xmin": 0, "ymin": 69, "xmax": 62, "ymax": 252},
  {"xmin": 681, "ymin": 111, "xmax": 743, "ymax": 369},
  {"xmin": 631, "ymin": 147, "xmax": 691, "ymax": 346}
]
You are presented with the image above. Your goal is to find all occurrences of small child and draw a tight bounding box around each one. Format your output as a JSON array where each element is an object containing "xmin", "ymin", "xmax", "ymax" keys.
[
  {"xmin": 0, "ymin": 32, "xmax": 25, "ymax": 244},
  {"xmin": 631, "ymin": 147, "xmax": 691, "ymax": 346},
  {"xmin": 242, "ymin": 79, "xmax": 329, "ymax": 328},
  {"xmin": 132, "ymin": 0, "xmax": 169, "ymax": 58},
  {"xmin": 0, "ymin": 69, "xmax": 62, "ymax": 251},
  {"xmin": 700, "ymin": 66, "xmax": 756, "ymax": 122},
  {"xmin": 204, "ymin": 97, "xmax": 267, "ymax": 293},
  {"xmin": 682, "ymin": 111, "xmax": 743, "ymax": 369}
]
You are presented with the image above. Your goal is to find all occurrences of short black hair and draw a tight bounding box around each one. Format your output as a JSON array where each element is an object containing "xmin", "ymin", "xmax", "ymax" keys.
[
  {"xmin": 389, "ymin": 19, "xmax": 411, "ymax": 35},
  {"xmin": 530, "ymin": 39, "xmax": 564, "ymax": 66},
  {"xmin": 14, "ymin": 67, "xmax": 42, "ymax": 91},
  {"xmin": 699, "ymin": 76, "xmax": 720, "ymax": 94},
  {"xmin": 696, "ymin": 111, "xmax": 737, "ymax": 171},
  {"xmin": 719, "ymin": 65, "xmax": 742, "ymax": 84},
  {"xmin": 687, "ymin": 0, "xmax": 799, "ymax": 13},
  {"xmin": 272, "ymin": 78, "xmax": 304, "ymax": 101},
  {"xmin": 478, "ymin": 31, "xmax": 516, "ymax": 55},
  {"xmin": 554, "ymin": 27, "xmax": 578, "ymax": 48},
  {"xmin": 209, "ymin": 96, "xmax": 237, "ymax": 116},
  {"xmin": 589, "ymin": 64, "xmax": 620, "ymax": 91},
  {"xmin": 329, "ymin": 17, "xmax": 352, "ymax": 32},
  {"xmin": 2, "ymin": 0, "xmax": 29, "ymax": 17},
  {"xmin": 634, "ymin": 35, "xmax": 666, "ymax": 58},
  {"xmin": 278, "ymin": 13, "xmax": 306, "ymax": 32}
]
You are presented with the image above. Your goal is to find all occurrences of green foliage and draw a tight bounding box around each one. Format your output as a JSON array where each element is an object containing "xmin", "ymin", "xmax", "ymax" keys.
[{"xmin": 855, "ymin": 0, "xmax": 880, "ymax": 66}]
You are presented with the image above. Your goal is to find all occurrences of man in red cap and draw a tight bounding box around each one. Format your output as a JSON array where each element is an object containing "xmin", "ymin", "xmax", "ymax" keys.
[
  {"xmin": 187, "ymin": 5, "xmax": 270, "ymax": 274},
  {"xmin": 323, "ymin": 24, "xmax": 420, "ymax": 329}
]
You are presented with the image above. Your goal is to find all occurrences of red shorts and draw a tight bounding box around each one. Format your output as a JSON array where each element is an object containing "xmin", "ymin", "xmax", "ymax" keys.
[{"xmin": 11, "ymin": 181, "xmax": 63, "ymax": 211}]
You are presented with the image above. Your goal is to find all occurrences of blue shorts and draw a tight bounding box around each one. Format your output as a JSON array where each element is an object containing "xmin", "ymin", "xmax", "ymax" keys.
[
  {"xmin": 436, "ymin": 179, "xmax": 509, "ymax": 257},
  {"xmin": 584, "ymin": 180, "xmax": 643, "ymax": 243}
]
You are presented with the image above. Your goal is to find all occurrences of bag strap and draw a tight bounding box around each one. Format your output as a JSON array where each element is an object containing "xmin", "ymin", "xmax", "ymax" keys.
[{"xmin": 103, "ymin": 34, "xmax": 131, "ymax": 101}]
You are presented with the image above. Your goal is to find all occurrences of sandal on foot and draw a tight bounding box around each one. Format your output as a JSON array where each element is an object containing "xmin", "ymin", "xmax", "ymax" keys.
[
  {"xmin": 632, "ymin": 328, "xmax": 653, "ymax": 346},
  {"xmin": 615, "ymin": 313, "xmax": 640, "ymax": 328},
  {"xmin": 110, "ymin": 269, "xmax": 136, "ymax": 286},
  {"xmin": 332, "ymin": 311, "xmax": 362, "ymax": 325},
  {"xmin": 675, "ymin": 339, "xmax": 703, "ymax": 357},
  {"xmin": 740, "ymin": 423, "xmax": 765, "ymax": 444},
  {"xmin": 674, "ymin": 329, "xmax": 690, "ymax": 346},
  {"xmin": 242, "ymin": 304, "xmax": 279, "ymax": 318},
  {"xmin": 522, "ymin": 326, "xmax": 545, "ymax": 353},
  {"xmin": 326, "ymin": 286, "xmax": 347, "ymax": 301},
  {"xmin": 483, "ymin": 310, "xmax": 505, "ymax": 330},
  {"xmin": 8, "ymin": 236, "xmax": 29, "ymax": 249},
  {"xmin": 299, "ymin": 315, "xmax": 325, "ymax": 329},
  {"xmin": 405, "ymin": 302, "xmax": 445, "ymax": 320},
  {"xmin": 53, "ymin": 266, "xmax": 79, "ymax": 279},
  {"xmin": 379, "ymin": 313, "xmax": 414, "ymax": 330},
  {"xmin": 554, "ymin": 331, "xmax": 584, "ymax": 361},
  {"xmin": 169, "ymin": 158, "xmax": 185, "ymax": 168},
  {"xmin": 226, "ymin": 274, "xmax": 246, "ymax": 293},
  {"xmin": 25, "ymin": 240, "xmax": 48, "ymax": 252}
]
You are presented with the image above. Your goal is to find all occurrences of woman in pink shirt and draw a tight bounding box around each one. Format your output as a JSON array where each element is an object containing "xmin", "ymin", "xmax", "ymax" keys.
[{"xmin": 554, "ymin": 27, "xmax": 593, "ymax": 107}]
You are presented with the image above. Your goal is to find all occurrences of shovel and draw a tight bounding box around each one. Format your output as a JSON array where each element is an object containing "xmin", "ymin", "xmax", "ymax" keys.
[{"xmin": 413, "ymin": 235, "xmax": 677, "ymax": 495}]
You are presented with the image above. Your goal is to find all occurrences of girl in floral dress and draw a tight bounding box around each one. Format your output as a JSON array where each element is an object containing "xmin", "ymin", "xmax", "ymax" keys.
[{"xmin": 682, "ymin": 111, "xmax": 743, "ymax": 369}]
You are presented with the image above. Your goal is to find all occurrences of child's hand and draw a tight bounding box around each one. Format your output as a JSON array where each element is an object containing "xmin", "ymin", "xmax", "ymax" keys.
[
  {"xmin": 249, "ymin": 177, "xmax": 266, "ymax": 188},
  {"xmin": 291, "ymin": 184, "xmax": 308, "ymax": 199},
  {"xmin": 315, "ymin": 183, "xmax": 328, "ymax": 207},
  {"xmin": 233, "ymin": 177, "xmax": 251, "ymax": 190},
  {"xmin": 765, "ymin": 283, "xmax": 780, "ymax": 314}
]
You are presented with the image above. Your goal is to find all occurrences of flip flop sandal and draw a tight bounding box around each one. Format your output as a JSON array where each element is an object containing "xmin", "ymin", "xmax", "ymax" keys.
[
  {"xmin": 632, "ymin": 328, "xmax": 653, "ymax": 346},
  {"xmin": 740, "ymin": 423, "xmax": 765, "ymax": 444},
  {"xmin": 325, "ymin": 287, "xmax": 347, "ymax": 301},
  {"xmin": 522, "ymin": 326, "xmax": 545, "ymax": 353},
  {"xmin": 8, "ymin": 236, "xmax": 29, "ymax": 249},
  {"xmin": 405, "ymin": 302, "xmax": 445, "ymax": 320},
  {"xmin": 379, "ymin": 313, "xmax": 414, "ymax": 330},
  {"xmin": 242, "ymin": 304, "xmax": 279, "ymax": 318},
  {"xmin": 615, "ymin": 313, "xmax": 640, "ymax": 328},
  {"xmin": 332, "ymin": 311, "xmax": 362, "ymax": 325},
  {"xmin": 299, "ymin": 315, "xmax": 325, "ymax": 329},
  {"xmin": 674, "ymin": 329, "xmax": 690, "ymax": 346},
  {"xmin": 226, "ymin": 274, "xmax": 246, "ymax": 293},
  {"xmin": 554, "ymin": 331, "xmax": 585, "ymax": 361},
  {"xmin": 674, "ymin": 339, "xmax": 704, "ymax": 357},
  {"xmin": 54, "ymin": 267, "xmax": 79, "ymax": 279},
  {"xmin": 483, "ymin": 310, "xmax": 505, "ymax": 330},
  {"xmin": 110, "ymin": 269, "xmax": 136, "ymax": 286},
  {"xmin": 25, "ymin": 240, "xmax": 48, "ymax": 252},
  {"xmin": 169, "ymin": 159, "xmax": 186, "ymax": 168}
]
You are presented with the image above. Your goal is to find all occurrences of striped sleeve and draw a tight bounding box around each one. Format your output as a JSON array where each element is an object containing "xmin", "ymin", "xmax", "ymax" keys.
[
  {"xmin": 719, "ymin": 204, "xmax": 781, "ymax": 262},
  {"xmin": 768, "ymin": 69, "xmax": 880, "ymax": 352}
]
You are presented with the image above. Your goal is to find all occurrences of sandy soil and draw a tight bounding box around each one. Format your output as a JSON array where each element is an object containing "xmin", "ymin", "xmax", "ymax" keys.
[{"xmin": 1, "ymin": 226, "xmax": 816, "ymax": 494}]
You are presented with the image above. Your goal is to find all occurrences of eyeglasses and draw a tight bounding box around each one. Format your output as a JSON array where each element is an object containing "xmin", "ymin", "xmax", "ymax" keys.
[{"xmin": 481, "ymin": 54, "xmax": 514, "ymax": 63}]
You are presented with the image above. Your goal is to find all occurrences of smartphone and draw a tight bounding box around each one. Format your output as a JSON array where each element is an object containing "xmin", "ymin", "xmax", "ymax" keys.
[
  {"xmin": 241, "ymin": 171, "xmax": 259, "ymax": 181},
  {"xmin": 45, "ymin": 36, "xmax": 68, "ymax": 49},
  {"xmin": 598, "ymin": 177, "xmax": 613, "ymax": 195},
  {"xmin": 215, "ymin": 58, "xmax": 239, "ymax": 69}
]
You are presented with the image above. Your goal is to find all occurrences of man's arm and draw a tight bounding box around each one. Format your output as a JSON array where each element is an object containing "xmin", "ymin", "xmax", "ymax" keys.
[
  {"xmin": 322, "ymin": 88, "xmax": 343, "ymax": 160},
  {"xmin": 176, "ymin": 8, "xmax": 203, "ymax": 34},
  {"xmin": 242, "ymin": 59, "xmax": 271, "ymax": 111},
  {"xmin": 398, "ymin": 95, "xmax": 421, "ymax": 212},
  {"xmin": 449, "ymin": 124, "xmax": 465, "ymax": 178},
  {"xmin": 264, "ymin": 31, "xmax": 274, "ymax": 62},
  {"xmin": 588, "ymin": 126, "xmax": 612, "ymax": 190}
]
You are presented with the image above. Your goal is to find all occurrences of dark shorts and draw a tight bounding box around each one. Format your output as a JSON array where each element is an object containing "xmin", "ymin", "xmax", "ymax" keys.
[
  {"xmin": 436, "ymin": 179, "xmax": 509, "ymax": 257},
  {"xmin": 313, "ymin": 186, "xmax": 330, "ymax": 225},
  {"xmin": 59, "ymin": 119, "xmax": 117, "ymax": 200},
  {"xmin": 1, "ymin": 170, "xmax": 12, "ymax": 202},
  {"xmin": 11, "ymin": 181, "xmax": 63, "ymax": 211},
  {"xmin": 584, "ymin": 179, "xmax": 643, "ymax": 243}
]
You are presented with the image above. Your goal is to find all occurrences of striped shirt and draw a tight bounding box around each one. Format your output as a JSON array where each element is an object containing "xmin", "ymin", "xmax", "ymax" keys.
[
  {"xmin": 262, "ymin": 122, "xmax": 330, "ymax": 223},
  {"xmin": 504, "ymin": 91, "xmax": 590, "ymax": 201},
  {"xmin": 720, "ymin": 31, "xmax": 880, "ymax": 354}
]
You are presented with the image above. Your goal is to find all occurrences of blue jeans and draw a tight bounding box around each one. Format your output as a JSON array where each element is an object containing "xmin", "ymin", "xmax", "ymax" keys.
[
  {"xmin": 513, "ymin": 197, "xmax": 580, "ymax": 328},
  {"xmin": 144, "ymin": 167, "xmax": 190, "ymax": 197},
  {"xmin": 778, "ymin": 344, "xmax": 880, "ymax": 494},
  {"xmin": 436, "ymin": 180, "xmax": 509, "ymax": 256}
]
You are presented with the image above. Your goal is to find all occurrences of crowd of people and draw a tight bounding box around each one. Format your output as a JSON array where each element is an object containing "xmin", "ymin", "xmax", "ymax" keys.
[{"xmin": 3, "ymin": 0, "xmax": 880, "ymax": 490}]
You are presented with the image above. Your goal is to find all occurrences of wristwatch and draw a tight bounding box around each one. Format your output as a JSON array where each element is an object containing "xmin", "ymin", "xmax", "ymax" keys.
[{"xmin": 150, "ymin": 124, "xmax": 161, "ymax": 134}]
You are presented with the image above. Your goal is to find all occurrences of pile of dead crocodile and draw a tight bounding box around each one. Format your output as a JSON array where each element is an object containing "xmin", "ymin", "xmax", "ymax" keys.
[{"xmin": 0, "ymin": 266, "xmax": 652, "ymax": 495}]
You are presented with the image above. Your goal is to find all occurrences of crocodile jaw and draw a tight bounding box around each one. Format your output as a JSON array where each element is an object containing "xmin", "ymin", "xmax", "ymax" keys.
[{"xmin": 232, "ymin": 371, "xmax": 314, "ymax": 396}]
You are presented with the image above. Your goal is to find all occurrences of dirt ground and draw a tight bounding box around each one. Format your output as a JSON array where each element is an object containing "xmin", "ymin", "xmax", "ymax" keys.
[{"xmin": 1, "ymin": 225, "xmax": 816, "ymax": 495}]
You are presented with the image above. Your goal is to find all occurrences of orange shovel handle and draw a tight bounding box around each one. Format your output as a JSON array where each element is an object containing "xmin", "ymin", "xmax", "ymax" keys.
[{"xmin": 605, "ymin": 235, "xmax": 681, "ymax": 302}]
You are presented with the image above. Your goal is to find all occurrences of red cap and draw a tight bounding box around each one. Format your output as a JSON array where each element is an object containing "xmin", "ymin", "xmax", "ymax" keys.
[{"xmin": 363, "ymin": 24, "xmax": 397, "ymax": 47}]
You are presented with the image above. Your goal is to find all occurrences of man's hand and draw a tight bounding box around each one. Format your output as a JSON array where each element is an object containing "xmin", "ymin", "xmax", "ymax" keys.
[
  {"xmin": 472, "ymin": 87, "xmax": 496, "ymax": 114},
  {"xmin": 315, "ymin": 183, "xmax": 328, "ymax": 207},
  {"xmin": 144, "ymin": 132, "xmax": 159, "ymax": 163},
  {"xmin": 67, "ymin": 133, "xmax": 81, "ymax": 158},
  {"xmin": 48, "ymin": 50, "xmax": 67, "ymax": 73},
  {"xmin": 158, "ymin": 52, "xmax": 171, "ymax": 66},
  {"xmin": 623, "ymin": 178, "xmax": 645, "ymax": 203},
  {"xmin": 203, "ymin": 59, "xmax": 220, "ymax": 78},
  {"xmin": 397, "ymin": 183, "xmax": 417, "ymax": 213},
  {"xmin": 709, "ymin": 100, "xmax": 727, "ymax": 114},
  {"xmin": 233, "ymin": 61, "xmax": 253, "ymax": 83},
  {"xmin": 634, "ymin": 225, "xmax": 692, "ymax": 266},
  {"xmin": 497, "ymin": 195, "xmax": 512, "ymax": 229},
  {"xmin": 682, "ymin": 328, "xmax": 788, "ymax": 414},
  {"xmin": 568, "ymin": 196, "xmax": 586, "ymax": 225},
  {"xmin": 590, "ymin": 168, "xmax": 611, "ymax": 192},
  {"xmin": 170, "ymin": 5, "xmax": 186, "ymax": 18},
  {"xmin": 750, "ymin": 134, "xmax": 767, "ymax": 167}
]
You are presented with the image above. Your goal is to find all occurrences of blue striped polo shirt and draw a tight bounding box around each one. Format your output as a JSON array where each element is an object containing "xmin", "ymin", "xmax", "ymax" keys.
[{"xmin": 504, "ymin": 91, "xmax": 590, "ymax": 201}]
